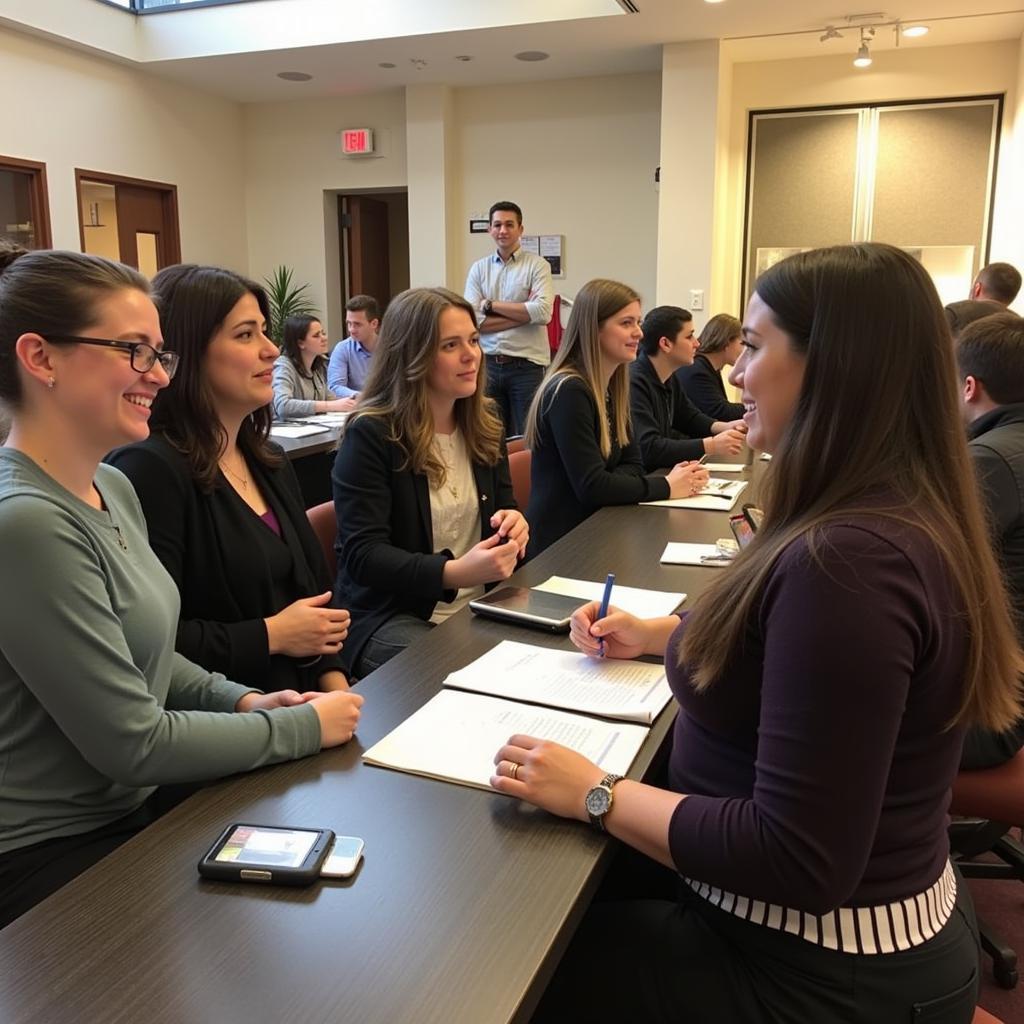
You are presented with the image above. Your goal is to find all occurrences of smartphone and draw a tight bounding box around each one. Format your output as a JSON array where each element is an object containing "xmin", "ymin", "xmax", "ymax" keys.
[
  {"xmin": 321, "ymin": 835, "xmax": 365, "ymax": 878},
  {"xmin": 197, "ymin": 823, "xmax": 334, "ymax": 886}
]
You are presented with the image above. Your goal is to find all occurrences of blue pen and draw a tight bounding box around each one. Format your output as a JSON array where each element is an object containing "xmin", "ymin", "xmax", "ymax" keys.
[{"xmin": 596, "ymin": 572, "xmax": 615, "ymax": 657}]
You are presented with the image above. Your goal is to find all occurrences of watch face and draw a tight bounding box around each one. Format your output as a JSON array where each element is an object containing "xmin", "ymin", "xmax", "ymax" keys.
[{"xmin": 585, "ymin": 786, "xmax": 611, "ymax": 817}]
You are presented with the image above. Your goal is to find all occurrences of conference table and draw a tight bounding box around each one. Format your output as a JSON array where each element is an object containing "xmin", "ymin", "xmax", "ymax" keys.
[
  {"xmin": 0, "ymin": 461, "xmax": 760, "ymax": 1024},
  {"xmin": 271, "ymin": 418, "xmax": 346, "ymax": 507}
]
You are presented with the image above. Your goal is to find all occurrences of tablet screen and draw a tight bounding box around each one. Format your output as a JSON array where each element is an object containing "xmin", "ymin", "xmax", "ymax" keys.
[{"xmin": 214, "ymin": 825, "xmax": 320, "ymax": 867}]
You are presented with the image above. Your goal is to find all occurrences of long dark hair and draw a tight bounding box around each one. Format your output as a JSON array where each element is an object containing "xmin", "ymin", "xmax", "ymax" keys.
[
  {"xmin": 149, "ymin": 264, "xmax": 280, "ymax": 490},
  {"xmin": 682, "ymin": 243, "xmax": 1022, "ymax": 730},
  {"xmin": 281, "ymin": 314, "xmax": 326, "ymax": 379},
  {"xmin": 524, "ymin": 279, "xmax": 638, "ymax": 458},
  {"xmin": 0, "ymin": 244, "xmax": 148, "ymax": 407},
  {"xmin": 349, "ymin": 287, "xmax": 503, "ymax": 482}
]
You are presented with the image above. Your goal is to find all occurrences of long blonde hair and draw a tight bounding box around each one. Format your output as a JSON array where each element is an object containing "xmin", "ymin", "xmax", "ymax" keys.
[
  {"xmin": 682, "ymin": 243, "xmax": 1022, "ymax": 731},
  {"xmin": 347, "ymin": 287, "xmax": 503, "ymax": 483},
  {"xmin": 524, "ymin": 279, "xmax": 638, "ymax": 458}
]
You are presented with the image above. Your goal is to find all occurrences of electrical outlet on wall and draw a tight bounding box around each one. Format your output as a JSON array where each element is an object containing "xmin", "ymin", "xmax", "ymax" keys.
[{"xmin": 689, "ymin": 289, "xmax": 704, "ymax": 311}]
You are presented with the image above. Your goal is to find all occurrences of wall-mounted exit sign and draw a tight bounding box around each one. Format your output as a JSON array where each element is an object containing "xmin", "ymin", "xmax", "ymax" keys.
[{"xmin": 341, "ymin": 128, "xmax": 374, "ymax": 155}]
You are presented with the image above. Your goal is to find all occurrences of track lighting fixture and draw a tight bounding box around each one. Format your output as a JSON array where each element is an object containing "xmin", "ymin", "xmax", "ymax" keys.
[
  {"xmin": 853, "ymin": 28, "xmax": 873, "ymax": 68},
  {"xmin": 817, "ymin": 15, "xmax": 930, "ymax": 68}
]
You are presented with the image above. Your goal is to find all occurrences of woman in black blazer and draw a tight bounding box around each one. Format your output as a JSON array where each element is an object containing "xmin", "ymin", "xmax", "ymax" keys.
[
  {"xmin": 523, "ymin": 279, "xmax": 708, "ymax": 557},
  {"xmin": 676, "ymin": 313, "xmax": 745, "ymax": 421},
  {"xmin": 333, "ymin": 287, "xmax": 528, "ymax": 678},
  {"xmin": 110, "ymin": 265, "xmax": 359, "ymax": 698}
]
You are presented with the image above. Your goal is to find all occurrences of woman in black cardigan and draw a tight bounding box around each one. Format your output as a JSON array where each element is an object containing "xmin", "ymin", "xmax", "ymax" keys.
[
  {"xmin": 333, "ymin": 287, "xmax": 528, "ymax": 678},
  {"xmin": 676, "ymin": 312, "xmax": 745, "ymax": 421},
  {"xmin": 110, "ymin": 264, "xmax": 356, "ymax": 696}
]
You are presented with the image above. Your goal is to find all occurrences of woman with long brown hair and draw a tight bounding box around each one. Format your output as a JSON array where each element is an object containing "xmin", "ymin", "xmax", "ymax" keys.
[
  {"xmin": 333, "ymin": 287, "xmax": 528, "ymax": 678},
  {"xmin": 492, "ymin": 244, "xmax": 1021, "ymax": 1022},
  {"xmin": 109, "ymin": 265, "xmax": 356, "ymax": 694},
  {"xmin": 271, "ymin": 314, "xmax": 353, "ymax": 419},
  {"xmin": 676, "ymin": 311, "xmax": 746, "ymax": 421},
  {"xmin": 523, "ymin": 279, "xmax": 708, "ymax": 556}
]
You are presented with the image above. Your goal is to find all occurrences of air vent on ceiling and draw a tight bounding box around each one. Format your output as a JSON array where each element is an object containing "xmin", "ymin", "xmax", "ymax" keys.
[{"xmin": 616, "ymin": 0, "xmax": 640, "ymax": 13}]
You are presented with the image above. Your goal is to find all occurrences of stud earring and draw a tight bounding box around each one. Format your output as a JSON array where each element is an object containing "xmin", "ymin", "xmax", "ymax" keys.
[{"xmin": 46, "ymin": 376, "xmax": 55, "ymax": 390}]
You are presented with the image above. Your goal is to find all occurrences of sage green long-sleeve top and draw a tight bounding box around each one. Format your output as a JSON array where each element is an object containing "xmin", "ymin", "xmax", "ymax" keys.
[{"xmin": 0, "ymin": 449, "xmax": 321, "ymax": 855}]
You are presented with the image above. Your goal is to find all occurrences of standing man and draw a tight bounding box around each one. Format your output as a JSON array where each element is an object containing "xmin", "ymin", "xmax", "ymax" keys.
[
  {"xmin": 629, "ymin": 305, "xmax": 746, "ymax": 471},
  {"xmin": 327, "ymin": 294, "xmax": 381, "ymax": 410},
  {"xmin": 970, "ymin": 262, "xmax": 1021, "ymax": 307},
  {"xmin": 465, "ymin": 201, "xmax": 554, "ymax": 436},
  {"xmin": 956, "ymin": 310, "xmax": 1024, "ymax": 768}
]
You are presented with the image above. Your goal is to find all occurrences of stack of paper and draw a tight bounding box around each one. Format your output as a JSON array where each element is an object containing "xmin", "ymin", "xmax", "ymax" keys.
[
  {"xmin": 363, "ymin": 640, "xmax": 673, "ymax": 791},
  {"xmin": 642, "ymin": 478, "xmax": 748, "ymax": 511},
  {"xmin": 533, "ymin": 576, "xmax": 685, "ymax": 618},
  {"xmin": 701, "ymin": 463, "xmax": 743, "ymax": 473},
  {"xmin": 270, "ymin": 423, "xmax": 331, "ymax": 439},
  {"xmin": 660, "ymin": 542, "xmax": 733, "ymax": 567}
]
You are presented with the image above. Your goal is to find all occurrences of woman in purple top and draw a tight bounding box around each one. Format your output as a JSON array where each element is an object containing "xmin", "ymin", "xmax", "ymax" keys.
[
  {"xmin": 109, "ymin": 265, "xmax": 358, "ymax": 697},
  {"xmin": 490, "ymin": 244, "xmax": 1023, "ymax": 1022}
]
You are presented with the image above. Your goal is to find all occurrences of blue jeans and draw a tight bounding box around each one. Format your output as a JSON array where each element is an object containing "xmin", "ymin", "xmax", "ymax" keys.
[{"xmin": 484, "ymin": 356, "xmax": 545, "ymax": 438}]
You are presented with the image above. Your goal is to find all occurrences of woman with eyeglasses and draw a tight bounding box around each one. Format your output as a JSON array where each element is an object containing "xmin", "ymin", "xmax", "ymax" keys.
[
  {"xmin": 0, "ymin": 247, "xmax": 362, "ymax": 929},
  {"xmin": 271, "ymin": 314, "xmax": 352, "ymax": 420},
  {"xmin": 110, "ymin": 264, "xmax": 356, "ymax": 694}
]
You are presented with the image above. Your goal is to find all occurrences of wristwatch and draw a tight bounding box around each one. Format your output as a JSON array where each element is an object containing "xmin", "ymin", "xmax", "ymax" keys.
[
  {"xmin": 585, "ymin": 773, "xmax": 623, "ymax": 831},
  {"xmin": 482, "ymin": 299, "xmax": 493, "ymax": 316}
]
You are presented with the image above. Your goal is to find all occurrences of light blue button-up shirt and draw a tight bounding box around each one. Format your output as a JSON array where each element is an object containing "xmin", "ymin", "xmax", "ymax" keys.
[{"xmin": 327, "ymin": 337, "xmax": 374, "ymax": 397}]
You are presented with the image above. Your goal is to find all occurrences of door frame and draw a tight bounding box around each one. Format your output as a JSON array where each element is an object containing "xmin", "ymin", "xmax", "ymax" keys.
[
  {"xmin": 74, "ymin": 168, "xmax": 181, "ymax": 265},
  {"xmin": 0, "ymin": 154, "xmax": 52, "ymax": 249}
]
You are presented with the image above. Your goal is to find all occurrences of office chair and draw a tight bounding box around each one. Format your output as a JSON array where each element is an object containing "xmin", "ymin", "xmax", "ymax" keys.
[
  {"xmin": 306, "ymin": 500, "xmax": 338, "ymax": 579},
  {"xmin": 949, "ymin": 749, "xmax": 1024, "ymax": 989},
  {"xmin": 506, "ymin": 435, "xmax": 527, "ymax": 455},
  {"xmin": 508, "ymin": 448, "xmax": 531, "ymax": 512}
]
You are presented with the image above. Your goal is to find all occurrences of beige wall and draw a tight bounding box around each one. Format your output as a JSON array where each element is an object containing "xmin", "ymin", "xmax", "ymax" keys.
[
  {"xmin": 454, "ymin": 72, "xmax": 662, "ymax": 304},
  {"xmin": 716, "ymin": 39, "xmax": 1022, "ymax": 313},
  {"xmin": 0, "ymin": 27, "xmax": 248, "ymax": 270},
  {"xmin": 243, "ymin": 89, "xmax": 408, "ymax": 336}
]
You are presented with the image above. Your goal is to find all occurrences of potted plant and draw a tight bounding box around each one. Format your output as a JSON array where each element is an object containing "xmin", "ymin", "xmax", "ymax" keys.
[{"xmin": 263, "ymin": 265, "xmax": 317, "ymax": 345}]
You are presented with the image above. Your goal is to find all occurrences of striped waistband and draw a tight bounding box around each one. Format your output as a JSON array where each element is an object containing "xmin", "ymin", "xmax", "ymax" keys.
[{"xmin": 683, "ymin": 860, "xmax": 957, "ymax": 955}]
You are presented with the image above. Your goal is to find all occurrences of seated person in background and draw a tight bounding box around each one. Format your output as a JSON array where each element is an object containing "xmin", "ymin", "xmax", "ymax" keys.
[
  {"xmin": 493, "ymin": 243, "xmax": 1020, "ymax": 1023},
  {"xmin": 326, "ymin": 293, "xmax": 380, "ymax": 407},
  {"xmin": 944, "ymin": 298, "xmax": 1004, "ymax": 336},
  {"xmin": 109, "ymin": 265, "xmax": 352, "ymax": 694},
  {"xmin": 272, "ymin": 314, "xmax": 352, "ymax": 420},
  {"xmin": 957, "ymin": 310, "xmax": 1024, "ymax": 768},
  {"xmin": 676, "ymin": 312, "xmax": 745, "ymax": 421},
  {"xmin": 0, "ymin": 248, "xmax": 361, "ymax": 930},
  {"xmin": 970, "ymin": 261, "xmax": 1022, "ymax": 307},
  {"xmin": 524, "ymin": 281, "xmax": 709, "ymax": 557},
  {"xmin": 333, "ymin": 287, "xmax": 528, "ymax": 679},
  {"xmin": 629, "ymin": 305, "xmax": 746, "ymax": 471}
]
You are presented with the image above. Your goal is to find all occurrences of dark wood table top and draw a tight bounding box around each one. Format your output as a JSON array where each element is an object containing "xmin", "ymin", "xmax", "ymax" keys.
[{"xmin": 0, "ymin": 462, "xmax": 760, "ymax": 1024}]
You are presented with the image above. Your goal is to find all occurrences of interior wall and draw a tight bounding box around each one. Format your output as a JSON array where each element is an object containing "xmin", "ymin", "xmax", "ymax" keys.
[
  {"xmin": 454, "ymin": 72, "xmax": 662, "ymax": 304},
  {"xmin": 0, "ymin": 26, "xmax": 248, "ymax": 269},
  {"xmin": 243, "ymin": 89, "xmax": 407, "ymax": 334},
  {"xmin": 718, "ymin": 38, "xmax": 1022, "ymax": 313}
]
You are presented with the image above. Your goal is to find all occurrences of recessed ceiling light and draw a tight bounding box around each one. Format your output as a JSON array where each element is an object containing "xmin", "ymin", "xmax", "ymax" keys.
[
  {"xmin": 276, "ymin": 71, "xmax": 312, "ymax": 82},
  {"xmin": 455, "ymin": 55, "xmax": 473, "ymax": 62},
  {"xmin": 704, "ymin": 1, "xmax": 727, "ymax": 4},
  {"xmin": 378, "ymin": 62, "xmax": 397, "ymax": 69},
  {"xmin": 515, "ymin": 51, "xmax": 550, "ymax": 62},
  {"xmin": 902, "ymin": 25, "xmax": 929, "ymax": 38}
]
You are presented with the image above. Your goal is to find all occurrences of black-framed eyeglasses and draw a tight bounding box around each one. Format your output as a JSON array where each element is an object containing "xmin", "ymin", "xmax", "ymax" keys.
[{"xmin": 44, "ymin": 335, "xmax": 179, "ymax": 379}]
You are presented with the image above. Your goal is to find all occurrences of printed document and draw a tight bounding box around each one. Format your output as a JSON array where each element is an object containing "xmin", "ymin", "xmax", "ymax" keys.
[{"xmin": 534, "ymin": 576, "xmax": 685, "ymax": 618}]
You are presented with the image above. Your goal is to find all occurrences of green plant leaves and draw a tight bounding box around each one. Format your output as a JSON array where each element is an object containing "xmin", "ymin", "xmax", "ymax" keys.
[{"xmin": 263, "ymin": 265, "xmax": 317, "ymax": 345}]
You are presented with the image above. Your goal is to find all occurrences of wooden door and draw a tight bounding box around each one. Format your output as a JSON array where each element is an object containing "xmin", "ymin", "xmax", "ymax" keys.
[{"xmin": 348, "ymin": 196, "xmax": 390, "ymax": 302}]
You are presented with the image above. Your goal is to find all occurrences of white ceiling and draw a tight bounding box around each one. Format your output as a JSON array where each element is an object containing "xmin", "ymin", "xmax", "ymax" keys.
[{"xmin": 9, "ymin": 0, "xmax": 1024, "ymax": 102}]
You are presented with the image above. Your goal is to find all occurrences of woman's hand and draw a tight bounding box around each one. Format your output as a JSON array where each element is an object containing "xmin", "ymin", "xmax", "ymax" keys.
[
  {"xmin": 307, "ymin": 689, "xmax": 365, "ymax": 747},
  {"xmin": 265, "ymin": 593, "xmax": 350, "ymax": 658},
  {"xmin": 665, "ymin": 461, "xmax": 710, "ymax": 500},
  {"xmin": 323, "ymin": 397, "xmax": 358, "ymax": 413},
  {"xmin": 490, "ymin": 508, "xmax": 529, "ymax": 559},
  {"xmin": 235, "ymin": 689, "xmax": 319, "ymax": 712},
  {"xmin": 570, "ymin": 601, "xmax": 652, "ymax": 660},
  {"xmin": 490, "ymin": 734, "xmax": 605, "ymax": 821},
  {"xmin": 443, "ymin": 533, "xmax": 519, "ymax": 589},
  {"xmin": 704, "ymin": 428, "xmax": 746, "ymax": 457}
]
